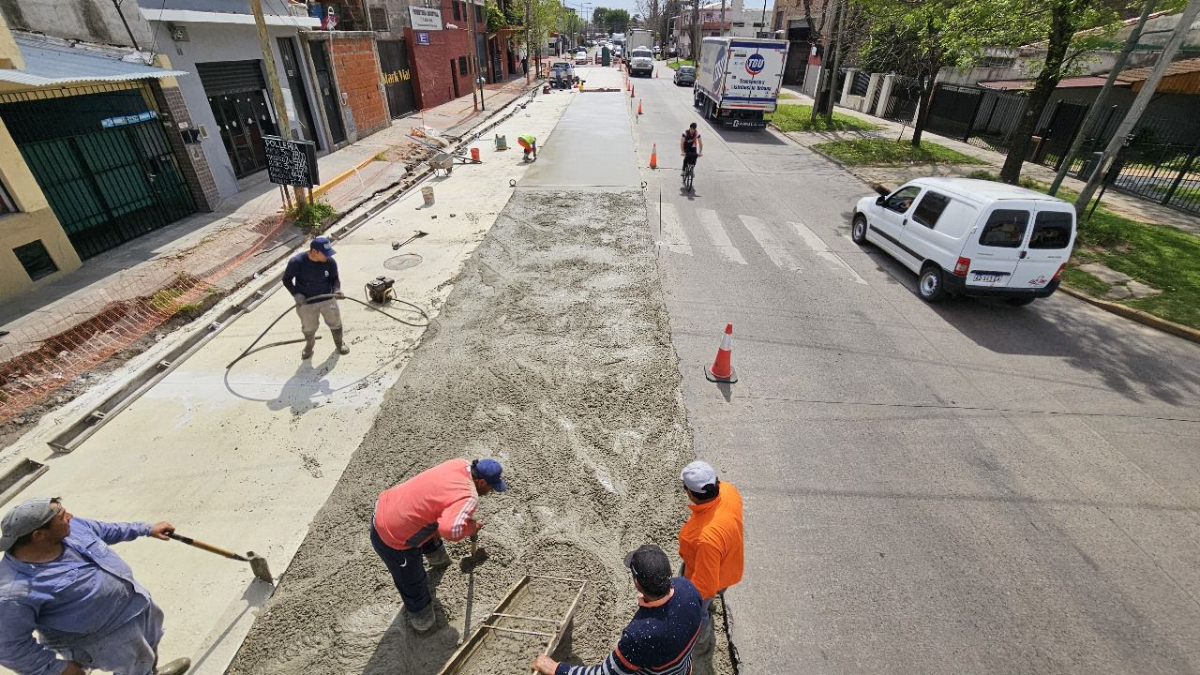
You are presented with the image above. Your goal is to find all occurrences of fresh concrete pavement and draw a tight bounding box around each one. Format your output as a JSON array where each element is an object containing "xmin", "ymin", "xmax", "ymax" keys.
[
  {"xmin": 0, "ymin": 88, "xmax": 575, "ymax": 675},
  {"xmin": 635, "ymin": 63, "xmax": 1200, "ymax": 672}
]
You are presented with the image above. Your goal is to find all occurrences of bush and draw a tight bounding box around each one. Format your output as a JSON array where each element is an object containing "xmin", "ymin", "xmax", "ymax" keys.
[{"xmin": 289, "ymin": 200, "xmax": 337, "ymax": 233}]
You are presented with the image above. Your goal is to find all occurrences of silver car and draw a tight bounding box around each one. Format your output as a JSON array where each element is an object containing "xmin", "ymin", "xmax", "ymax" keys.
[{"xmin": 674, "ymin": 65, "xmax": 696, "ymax": 87}]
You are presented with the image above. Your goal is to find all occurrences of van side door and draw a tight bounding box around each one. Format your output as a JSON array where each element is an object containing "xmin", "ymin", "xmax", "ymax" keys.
[
  {"xmin": 962, "ymin": 203, "xmax": 1033, "ymax": 289},
  {"xmin": 899, "ymin": 190, "xmax": 973, "ymax": 268},
  {"xmin": 868, "ymin": 184, "xmax": 923, "ymax": 268}
]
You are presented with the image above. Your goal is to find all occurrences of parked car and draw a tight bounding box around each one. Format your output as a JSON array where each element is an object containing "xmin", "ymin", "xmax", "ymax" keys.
[
  {"xmin": 574, "ymin": 50, "xmax": 589, "ymax": 65},
  {"xmin": 851, "ymin": 177, "xmax": 1076, "ymax": 304},
  {"xmin": 674, "ymin": 65, "xmax": 696, "ymax": 86}
]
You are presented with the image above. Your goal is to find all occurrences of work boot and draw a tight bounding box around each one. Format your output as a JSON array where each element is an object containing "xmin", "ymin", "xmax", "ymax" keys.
[
  {"xmin": 156, "ymin": 658, "xmax": 191, "ymax": 675},
  {"xmin": 301, "ymin": 333, "xmax": 316, "ymax": 360},
  {"xmin": 408, "ymin": 602, "xmax": 437, "ymax": 634},
  {"xmin": 424, "ymin": 544, "xmax": 451, "ymax": 569},
  {"xmin": 331, "ymin": 329, "xmax": 350, "ymax": 355}
]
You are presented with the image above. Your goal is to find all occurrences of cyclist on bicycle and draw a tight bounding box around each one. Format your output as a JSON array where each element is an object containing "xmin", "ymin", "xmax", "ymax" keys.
[{"xmin": 680, "ymin": 122, "xmax": 703, "ymax": 177}]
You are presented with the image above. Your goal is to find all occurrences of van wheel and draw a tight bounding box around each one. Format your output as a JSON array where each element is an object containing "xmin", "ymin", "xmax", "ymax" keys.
[
  {"xmin": 1005, "ymin": 297, "xmax": 1035, "ymax": 307},
  {"xmin": 918, "ymin": 266, "xmax": 946, "ymax": 302},
  {"xmin": 851, "ymin": 215, "xmax": 868, "ymax": 245}
]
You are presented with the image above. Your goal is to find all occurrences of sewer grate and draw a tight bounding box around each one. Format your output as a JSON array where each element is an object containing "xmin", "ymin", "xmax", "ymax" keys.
[{"xmin": 384, "ymin": 254, "xmax": 423, "ymax": 271}]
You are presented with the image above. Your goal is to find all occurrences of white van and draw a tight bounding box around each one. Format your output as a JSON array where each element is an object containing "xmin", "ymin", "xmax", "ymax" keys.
[{"xmin": 851, "ymin": 178, "xmax": 1076, "ymax": 305}]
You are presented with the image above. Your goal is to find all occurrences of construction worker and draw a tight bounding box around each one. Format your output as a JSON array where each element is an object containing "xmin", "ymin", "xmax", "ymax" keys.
[
  {"xmin": 0, "ymin": 498, "xmax": 191, "ymax": 675},
  {"xmin": 677, "ymin": 460, "xmax": 744, "ymax": 656},
  {"xmin": 282, "ymin": 236, "xmax": 349, "ymax": 360},
  {"xmin": 371, "ymin": 458, "xmax": 509, "ymax": 633},
  {"xmin": 518, "ymin": 135, "xmax": 538, "ymax": 162},
  {"xmin": 530, "ymin": 544, "xmax": 703, "ymax": 675}
]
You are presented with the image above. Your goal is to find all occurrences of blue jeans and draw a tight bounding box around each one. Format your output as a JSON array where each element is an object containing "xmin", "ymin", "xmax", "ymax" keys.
[{"xmin": 370, "ymin": 522, "xmax": 437, "ymax": 614}]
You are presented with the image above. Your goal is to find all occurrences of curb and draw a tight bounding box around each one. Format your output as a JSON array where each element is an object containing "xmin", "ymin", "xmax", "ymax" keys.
[
  {"xmin": 311, "ymin": 154, "xmax": 380, "ymax": 199},
  {"xmin": 1059, "ymin": 286, "xmax": 1200, "ymax": 345}
]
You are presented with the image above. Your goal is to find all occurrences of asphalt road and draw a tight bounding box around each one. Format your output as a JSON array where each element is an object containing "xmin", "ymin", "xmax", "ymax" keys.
[{"xmin": 632, "ymin": 64, "xmax": 1200, "ymax": 674}]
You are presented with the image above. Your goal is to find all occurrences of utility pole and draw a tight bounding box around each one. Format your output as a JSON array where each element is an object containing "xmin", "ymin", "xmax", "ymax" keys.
[
  {"xmin": 250, "ymin": 0, "xmax": 307, "ymax": 207},
  {"xmin": 719, "ymin": 0, "xmax": 727, "ymax": 37},
  {"xmin": 1049, "ymin": 0, "xmax": 1157, "ymax": 196},
  {"xmin": 824, "ymin": 0, "xmax": 846, "ymax": 123},
  {"xmin": 526, "ymin": 0, "xmax": 533, "ymax": 84},
  {"xmin": 691, "ymin": 0, "xmax": 700, "ymax": 61},
  {"xmin": 1074, "ymin": 0, "xmax": 1200, "ymax": 214},
  {"xmin": 468, "ymin": 0, "xmax": 486, "ymax": 110}
]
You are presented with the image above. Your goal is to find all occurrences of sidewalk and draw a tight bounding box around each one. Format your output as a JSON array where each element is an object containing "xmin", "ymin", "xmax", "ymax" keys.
[
  {"xmin": 778, "ymin": 87, "xmax": 1200, "ymax": 236},
  {"xmin": 0, "ymin": 77, "xmax": 536, "ymax": 423}
]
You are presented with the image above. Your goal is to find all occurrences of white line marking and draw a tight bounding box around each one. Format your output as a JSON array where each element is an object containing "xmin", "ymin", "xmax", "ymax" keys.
[
  {"xmin": 740, "ymin": 215, "xmax": 802, "ymax": 272},
  {"xmin": 789, "ymin": 220, "xmax": 869, "ymax": 285},
  {"xmin": 655, "ymin": 202, "xmax": 693, "ymax": 256},
  {"xmin": 696, "ymin": 209, "xmax": 748, "ymax": 265}
]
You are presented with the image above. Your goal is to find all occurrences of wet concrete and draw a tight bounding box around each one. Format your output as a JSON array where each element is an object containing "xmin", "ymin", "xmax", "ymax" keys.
[{"xmin": 521, "ymin": 92, "xmax": 641, "ymax": 190}]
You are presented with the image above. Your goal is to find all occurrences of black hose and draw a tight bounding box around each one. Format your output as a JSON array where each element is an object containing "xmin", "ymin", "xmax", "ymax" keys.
[{"xmin": 226, "ymin": 293, "xmax": 430, "ymax": 370}]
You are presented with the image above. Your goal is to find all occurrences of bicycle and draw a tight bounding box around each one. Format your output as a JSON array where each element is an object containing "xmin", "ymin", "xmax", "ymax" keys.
[{"xmin": 682, "ymin": 162, "xmax": 695, "ymax": 191}]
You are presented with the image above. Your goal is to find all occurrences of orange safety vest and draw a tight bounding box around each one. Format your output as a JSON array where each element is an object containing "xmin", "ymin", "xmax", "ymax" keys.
[{"xmin": 678, "ymin": 482, "xmax": 744, "ymax": 600}]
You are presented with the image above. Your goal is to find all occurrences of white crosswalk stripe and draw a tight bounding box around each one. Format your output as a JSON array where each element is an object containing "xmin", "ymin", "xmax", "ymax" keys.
[
  {"xmin": 740, "ymin": 215, "xmax": 802, "ymax": 272},
  {"xmin": 695, "ymin": 208, "xmax": 748, "ymax": 265},
  {"xmin": 655, "ymin": 202, "xmax": 693, "ymax": 256},
  {"xmin": 789, "ymin": 220, "xmax": 869, "ymax": 285}
]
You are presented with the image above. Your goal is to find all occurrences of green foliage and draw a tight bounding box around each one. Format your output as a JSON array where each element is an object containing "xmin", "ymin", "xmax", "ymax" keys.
[
  {"xmin": 1061, "ymin": 267, "xmax": 1111, "ymax": 296},
  {"xmin": 289, "ymin": 200, "xmax": 337, "ymax": 233},
  {"xmin": 666, "ymin": 59, "xmax": 695, "ymax": 70},
  {"xmin": 767, "ymin": 105, "xmax": 879, "ymax": 132},
  {"xmin": 591, "ymin": 7, "xmax": 630, "ymax": 33},
  {"xmin": 813, "ymin": 138, "xmax": 986, "ymax": 165},
  {"xmin": 484, "ymin": 0, "xmax": 508, "ymax": 31}
]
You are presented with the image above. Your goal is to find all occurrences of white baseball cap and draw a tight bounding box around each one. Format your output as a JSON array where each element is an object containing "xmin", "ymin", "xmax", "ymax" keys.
[{"xmin": 680, "ymin": 461, "xmax": 718, "ymax": 492}]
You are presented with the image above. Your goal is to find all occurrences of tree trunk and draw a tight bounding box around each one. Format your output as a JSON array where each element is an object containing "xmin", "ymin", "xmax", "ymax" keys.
[
  {"xmin": 999, "ymin": 0, "xmax": 1081, "ymax": 184},
  {"xmin": 911, "ymin": 73, "xmax": 933, "ymax": 147}
]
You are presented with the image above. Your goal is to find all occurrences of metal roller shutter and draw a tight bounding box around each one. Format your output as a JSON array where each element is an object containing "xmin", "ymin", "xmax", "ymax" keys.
[{"xmin": 196, "ymin": 60, "xmax": 267, "ymax": 96}]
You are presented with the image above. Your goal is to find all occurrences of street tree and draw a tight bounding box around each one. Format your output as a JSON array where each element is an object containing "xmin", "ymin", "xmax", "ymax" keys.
[
  {"xmin": 856, "ymin": 0, "xmax": 1041, "ymax": 147},
  {"xmin": 998, "ymin": 0, "xmax": 1128, "ymax": 183}
]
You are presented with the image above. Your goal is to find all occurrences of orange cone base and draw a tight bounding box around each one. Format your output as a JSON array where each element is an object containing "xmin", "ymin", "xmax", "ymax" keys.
[{"xmin": 704, "ymin": 364, "xmax": 738, "ymax": 384}]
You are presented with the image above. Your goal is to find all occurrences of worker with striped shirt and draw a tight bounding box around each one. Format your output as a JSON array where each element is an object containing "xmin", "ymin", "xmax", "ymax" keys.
[
  {"xmin": 371, "ymin": 458, "xmax": 509, "ymax": 633},
  {"xmin": 530, "ymin": 544, "xmax": 703, "ymax": 675}
]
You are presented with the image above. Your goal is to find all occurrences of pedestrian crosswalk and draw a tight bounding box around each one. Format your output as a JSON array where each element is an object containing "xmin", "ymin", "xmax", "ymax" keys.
[{"xmin": 652, "ymin": 205, "xmax": 869, "ymax": 285}]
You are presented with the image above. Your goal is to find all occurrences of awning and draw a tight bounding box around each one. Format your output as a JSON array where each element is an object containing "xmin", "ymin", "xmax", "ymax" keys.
[
  {"xmin": 0, "ymin": 33, "xmax": 187, "ymax": 87},
  {"xmin": 141, "ymin": 8, "xmax": 320, "ymax": 29}
]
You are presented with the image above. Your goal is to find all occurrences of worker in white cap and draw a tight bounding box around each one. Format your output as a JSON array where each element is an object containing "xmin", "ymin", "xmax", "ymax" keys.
[
  {"xmin": 0, "ymin": 498, "xmax": 190, "ymax": 675},
  {"xmin": 677, "ymin": 460, "xmax": 744, "ymax": 656}
]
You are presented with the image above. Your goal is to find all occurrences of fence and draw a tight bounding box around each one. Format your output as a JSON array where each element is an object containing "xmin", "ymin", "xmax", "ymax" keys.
[{"xmin": 882, "ymin": 76, "xmax": 923, "ymax": 124}]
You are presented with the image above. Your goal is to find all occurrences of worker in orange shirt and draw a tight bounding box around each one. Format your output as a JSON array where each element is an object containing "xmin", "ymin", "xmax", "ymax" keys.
[{"xmin": 678, "ymin": 460, "xmax": 744, "ymax": 656}]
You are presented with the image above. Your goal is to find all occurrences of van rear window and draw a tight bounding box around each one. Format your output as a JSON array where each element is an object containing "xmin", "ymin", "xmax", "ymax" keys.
[
  {"xmin": 979, "ymin": 209, "xmax": 1029, "ymax": 248},
  {"xmin": 1029, "ymin": 211, "xmax": 1073, "ymax": 249},
  {"xmin": 912, "ymin": 192, "xmax": 950, "ymax": 229}
]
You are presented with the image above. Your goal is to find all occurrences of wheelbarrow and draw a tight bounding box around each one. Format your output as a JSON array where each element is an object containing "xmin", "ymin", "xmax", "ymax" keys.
[{"xmin": 430, "ymin": 152, "xmax": 455, "ymax": 177}]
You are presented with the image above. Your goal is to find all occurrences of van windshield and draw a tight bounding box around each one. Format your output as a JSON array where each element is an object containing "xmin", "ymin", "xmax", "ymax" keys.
[{"xmin": 1029, "ymin": 211, "xmax": 1073, "ymax": 249}]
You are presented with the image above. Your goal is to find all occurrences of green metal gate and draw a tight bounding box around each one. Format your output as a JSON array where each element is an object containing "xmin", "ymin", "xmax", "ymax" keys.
[{"xmin": 0, "ymin": 84, "xmax": 195, "ymax": 259}]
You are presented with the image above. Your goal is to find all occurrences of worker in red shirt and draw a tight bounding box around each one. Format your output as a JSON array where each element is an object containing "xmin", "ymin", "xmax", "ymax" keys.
[
  {"xmin": 677, "ymin": 460, "xmax": 744, "ymax": 656},
  {"xmin": 371, "ymin": 458, "xmax": 509, "ymax": 633}
]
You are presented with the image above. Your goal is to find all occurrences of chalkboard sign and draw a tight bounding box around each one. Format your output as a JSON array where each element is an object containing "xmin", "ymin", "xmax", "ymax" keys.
[{"xmin": 262, "ymin": 136, "xmax": 319, "ymax": 188}]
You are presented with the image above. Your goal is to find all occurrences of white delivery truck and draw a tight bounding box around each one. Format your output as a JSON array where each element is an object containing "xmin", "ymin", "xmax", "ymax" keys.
[
  {"xmin": 629, "ymin": 47, "xmax": 655, "ymax": 77},
  {"xmin": 628, "ymin": 29, "xmax": 654, "ymax": 53},
  {"xmin": 694, "ymin": 36, "xmax": 788, "ymax": 129}
]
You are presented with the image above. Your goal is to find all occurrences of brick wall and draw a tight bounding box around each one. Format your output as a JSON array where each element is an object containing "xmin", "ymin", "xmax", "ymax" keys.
[
  {"xmin": 406, "ymin": 26, "xmax": 475, "ymax": 109},
  {"xmin": 151, "ymin": 83, "xmax": 219, "ymax": 212},
  {"xmin": 328, "ymin": 35, "xmax": 389, "ymax": 139}
]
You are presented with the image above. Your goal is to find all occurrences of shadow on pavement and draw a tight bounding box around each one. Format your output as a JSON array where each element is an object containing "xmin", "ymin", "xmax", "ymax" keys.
[{"xmin": 362, "ymin": 606, "xmax": 463, "ymax": 675}]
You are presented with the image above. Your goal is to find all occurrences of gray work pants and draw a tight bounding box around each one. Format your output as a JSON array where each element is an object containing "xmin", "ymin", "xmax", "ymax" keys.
[
  {"xmin": 62, "ymin": 602, "xmax": 164, "ymax": 675},
  {"xmin": 295, "ymin": 297, "xmax": 343, "ymax": 335}
]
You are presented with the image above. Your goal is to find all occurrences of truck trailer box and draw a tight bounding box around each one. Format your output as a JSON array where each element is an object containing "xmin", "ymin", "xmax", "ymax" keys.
[{"xmin": 694, "ymin": 37, "xmax": 788, "ymax": 128}]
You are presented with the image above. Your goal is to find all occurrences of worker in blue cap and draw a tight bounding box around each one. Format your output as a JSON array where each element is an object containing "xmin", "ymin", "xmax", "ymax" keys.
[{"xmin": 282, "ymin": 236, "xmax": 350, "ymax": 359}]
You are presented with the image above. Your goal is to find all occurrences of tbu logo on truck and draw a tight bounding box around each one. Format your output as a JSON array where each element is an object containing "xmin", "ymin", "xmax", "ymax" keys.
[{"xmin": 745, "ymin": 53, "xmax": 766, "ymax": 76}]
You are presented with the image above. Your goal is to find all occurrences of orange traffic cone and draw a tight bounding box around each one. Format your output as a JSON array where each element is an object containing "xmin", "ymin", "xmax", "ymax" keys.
[
  {"xmin": 638, "ymin": 100, "xmax": 643, "ymax": 115},
  {"xmin": 704, "ymin": 323, "xmax": 738, "ymax": 383},
  {"xmin": 650, "ymin": 143, "xmax": 658, "ymax": 169}
]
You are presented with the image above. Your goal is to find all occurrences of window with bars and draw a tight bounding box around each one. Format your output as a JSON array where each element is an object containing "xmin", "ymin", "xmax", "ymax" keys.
[
  {"xmin": 370, "ymin": 6, "xmax": 388, "ymax": 29},
  {"xmin": 0, "ymin": 180, "xmax": 15, "ymax": 214},
  {"xmin": 458, "ymin": 56, "xmax": 469, "ymax": 75},
  {"xmin": 14, "ymin": 240, "xmax": 58, "ymax": 281}
]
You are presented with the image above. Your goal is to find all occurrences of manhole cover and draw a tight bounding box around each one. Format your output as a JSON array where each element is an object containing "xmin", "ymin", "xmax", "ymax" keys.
[{"xmin": 384, "ymin": 253, "xmax": 423, "ymax": 271}]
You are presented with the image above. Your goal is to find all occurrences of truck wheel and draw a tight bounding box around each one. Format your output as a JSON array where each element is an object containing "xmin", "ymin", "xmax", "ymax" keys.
[
  {"xmin": 918, "ymin": 266, "xmax": 947, "ymax": 302},
  {"xmin": 851, "ymin": 215, "xmax": 868, "ymax": 245}
]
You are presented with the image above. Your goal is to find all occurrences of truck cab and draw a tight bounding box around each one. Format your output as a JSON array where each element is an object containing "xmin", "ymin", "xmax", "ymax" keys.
[{"xmin": 629, "ymin": 47, "xmax": 655, "ymax": 77}]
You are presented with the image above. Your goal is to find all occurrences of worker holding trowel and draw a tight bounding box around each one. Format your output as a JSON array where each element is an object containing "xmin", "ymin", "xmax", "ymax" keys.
[
  {"xmin": 282, "ymin": 236, "xmax": 350, "ymax": 360},
  {"xmin": 677, "ymin": 460, "xmax": 744, "ymax": 657},
  {"xmin": 371, "ymin": 458, "xmax": 509, "ymax": 633},
  {"xmin": 530, "ymin": 544, "xmax": 704, "ymax": 675},
  {"xmin": 0, "ymin": 498, "xmax": 191, "ymax": 675}
]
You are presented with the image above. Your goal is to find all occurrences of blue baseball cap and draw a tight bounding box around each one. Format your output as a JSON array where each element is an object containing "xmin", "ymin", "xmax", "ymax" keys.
[
  {"xmin": 473, "ymin": 459, "xmax": 509, "ymax": 492},
  {"xmin": 311, "ymin": 236, "xmax": 336, "ymax": 257}
]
